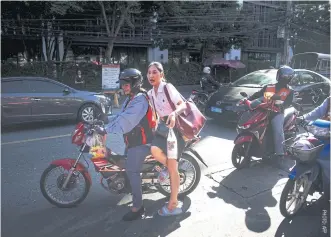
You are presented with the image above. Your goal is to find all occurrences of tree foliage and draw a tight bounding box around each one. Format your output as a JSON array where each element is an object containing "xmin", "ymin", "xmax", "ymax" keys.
[
  {"xmin": 149, "ymin": 1, "xmax": 258, "ymax": 58},
  {"xmin": 96, "ymin": 1, "xmax": 143, "ymax": 63},
  {"xmin": 290, "ymin": 1, "xmax": 330, "ymax": 54},
  {"xmin": 1, "ymin": 1, "xmax": 84, "ymax": 19}
]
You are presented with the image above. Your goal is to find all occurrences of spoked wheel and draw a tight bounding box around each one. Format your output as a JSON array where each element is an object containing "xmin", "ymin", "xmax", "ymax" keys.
[
  {"xmin": 40, "ymin": 164, "xmax": 91, "ymax": 208},
  {"xmin": 231, "ymin": 142, "xmax": 251, "ymax": 169},
  {"xmin": 156, "ymin": 154, "xmax": 201, "ymax": 197},
  {"xmin": 279, "ymin": 174, "xmax": 310, "ymax": 218}
]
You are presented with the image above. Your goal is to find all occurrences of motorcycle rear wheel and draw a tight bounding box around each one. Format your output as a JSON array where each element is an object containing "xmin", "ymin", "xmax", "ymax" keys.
[
  {"xmin": 231, "ymin": 142, "xmax": 251, "ymax": 169},
  {"xmin": 40, "ymin": 164, "xmax": 91, "ymax": 208},
  {"xmin": 156, "ymin": 154, "xmax": 201, "ymax": 198}
]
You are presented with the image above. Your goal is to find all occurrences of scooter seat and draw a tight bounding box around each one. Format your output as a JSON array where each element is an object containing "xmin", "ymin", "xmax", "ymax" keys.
[{"xmin": 284, "ymin": 107, "xmax": 297, "ymax": 124}]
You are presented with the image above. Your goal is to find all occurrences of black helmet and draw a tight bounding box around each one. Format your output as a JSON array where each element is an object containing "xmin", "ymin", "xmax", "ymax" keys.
[
  {"xmin": 117, "ymin": 68, "xmax": 143, "ymax": 93},
  {"xmin": 276, "ymin": 65, "xmax": 294, "ymax": 85}
]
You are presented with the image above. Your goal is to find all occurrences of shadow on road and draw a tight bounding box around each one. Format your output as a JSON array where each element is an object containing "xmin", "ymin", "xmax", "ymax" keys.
[
  {"xmin": 2, "ymin": 195, "xmax": 192, "ymax": 237},
  {"xmin": 275, "ymin": 196, "xmax": 330, "ymax": 237},
  {"xmin": 108, "ymin": 196, "xmax": 192, "ymax": 237},
  {"xmin": 206, "ymin": 162, "xmax": 286, "ymax": 233}
]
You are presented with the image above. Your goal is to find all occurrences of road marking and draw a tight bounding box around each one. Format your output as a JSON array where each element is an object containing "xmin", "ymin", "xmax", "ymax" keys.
[{"xmin": 1, "ymin": 134, "xmax": 71, "ymax": 145}]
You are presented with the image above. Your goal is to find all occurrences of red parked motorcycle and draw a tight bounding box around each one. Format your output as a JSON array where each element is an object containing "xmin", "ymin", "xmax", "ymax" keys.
[
  {"xmin": 40, "ymin": 119, "xmax": 206, "ymax": 208},
  {"xmin": 228, "ymin": 92, "xmax": 301, "ymax": 169}
]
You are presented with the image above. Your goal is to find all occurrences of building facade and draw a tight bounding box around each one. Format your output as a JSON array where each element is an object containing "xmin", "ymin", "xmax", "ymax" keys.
[{"xmin": 241, "ymin": 1, "xmax": 287, "ymax": 67}]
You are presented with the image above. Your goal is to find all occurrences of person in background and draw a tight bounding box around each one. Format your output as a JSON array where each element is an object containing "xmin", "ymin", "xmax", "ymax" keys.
[{"xmin": 200, "ymin": 66, "xmax": 220, "ymax": 92}]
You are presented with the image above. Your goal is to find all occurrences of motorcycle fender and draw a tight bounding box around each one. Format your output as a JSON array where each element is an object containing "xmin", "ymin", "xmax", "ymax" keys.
[
  {"xmin": 51, "ymin": 158, "xmax": 92, "ymax": 185},
  {"xmin": 289, "ymin": 163, "xmax": 320, "ymax": 181},
  {"xmin": 182, "ymin": 149, "xmax": 208, "ymax": 168},
  {"xmin": 234, "ymin": 135, "xmax": 253, "ymax": 145}
]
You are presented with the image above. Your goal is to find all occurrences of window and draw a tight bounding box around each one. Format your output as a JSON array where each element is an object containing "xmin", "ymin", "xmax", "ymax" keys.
[
  {"xmin": 320, "ymin": 60, "xmax": 330, "ymax": 70},
  {"xmin": 29, "ymin": 80, "xmax": 65, "ymax": 93},
  {"xmin": 233, "ymin": 70, "xmax": 277, "ymax": 87},
  {"xmin": 1, "ymin": 80, "xmax": 31, "ymax": 93},
  {"xmin": 289, "ymin": 71, "xmax": 324, "ymax": 86}
]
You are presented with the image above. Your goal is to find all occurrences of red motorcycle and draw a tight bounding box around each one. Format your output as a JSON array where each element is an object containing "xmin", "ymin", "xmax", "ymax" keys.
[
  {"xmin": 40, "ymin": 119, "xmax": 207, "ymax": 208},
  {"xmin": 229, "ymin": 92, "xmax": 301, "ymax": 169}
]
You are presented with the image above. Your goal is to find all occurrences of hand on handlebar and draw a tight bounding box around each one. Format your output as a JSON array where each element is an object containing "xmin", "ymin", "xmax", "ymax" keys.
[
  {"xmin": 93, "ymin": 125, "xmax": 107, "ymax": 135},
  {"xmin": 296, "ymin": 116, "xmax": 308, "ymax": 127},
  {"xmin": 238, "ymin": 98, "xmax": 247, "ymax": 105}
]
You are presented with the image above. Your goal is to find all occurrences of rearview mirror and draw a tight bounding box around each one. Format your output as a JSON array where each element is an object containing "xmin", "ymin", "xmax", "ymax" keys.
[{"xmin": 240, "ymin": 92, "xmax": 248, "ymax": 97}]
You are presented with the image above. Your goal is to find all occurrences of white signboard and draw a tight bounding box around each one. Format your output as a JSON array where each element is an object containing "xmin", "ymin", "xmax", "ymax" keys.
[{"xmin": 102, "ymin": 64, "xmax": 120, "ymax": 90}]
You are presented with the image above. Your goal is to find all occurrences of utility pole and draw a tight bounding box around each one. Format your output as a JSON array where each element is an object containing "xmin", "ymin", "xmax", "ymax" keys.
[{"xmin": 283, "ymin": 0, "xmax": 292, "ymax": 65}]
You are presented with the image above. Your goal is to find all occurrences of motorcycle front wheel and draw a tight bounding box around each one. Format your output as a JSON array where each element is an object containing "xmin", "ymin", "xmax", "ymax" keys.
[
  {"xmin": 156, "ymin": 154, "xmax": 201, "ymax": 198},
  {"xmin": 279, "ymin": 174, "xmax": 309, "ymax": 218},
  {"xmin": 40, "ymin": 164, "xmax": 91, "ymax": 208},
  {"xmin": 231, "ymin": 142, "xmax": 251, "ymax": 169}
]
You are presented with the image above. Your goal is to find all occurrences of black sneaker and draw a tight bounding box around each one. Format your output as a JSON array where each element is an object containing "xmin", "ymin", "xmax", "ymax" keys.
[{"xmin": 122, "ymin": 206, "xmax": 145, "ymax": 221}]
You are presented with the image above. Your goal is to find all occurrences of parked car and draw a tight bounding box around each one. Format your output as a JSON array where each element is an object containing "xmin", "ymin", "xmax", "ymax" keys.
[
  {"xmin": 1, "ymin": 77, "xmax": 112, "ymax": 126},
  {"xmin": 205, "ymin": 69, "xmax": 330, "ymax": 122}
]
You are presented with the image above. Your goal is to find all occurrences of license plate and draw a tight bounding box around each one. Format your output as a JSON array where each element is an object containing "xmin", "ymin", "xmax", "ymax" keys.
[{"xmin": 211, "ymin": 107, "xmax": 222, "ymax": 113}]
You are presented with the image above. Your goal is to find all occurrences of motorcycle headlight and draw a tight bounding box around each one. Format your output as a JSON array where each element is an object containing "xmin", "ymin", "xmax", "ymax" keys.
[{"xmin": 238, "ymin": 124, "xmax": 251, "ymax": 129}]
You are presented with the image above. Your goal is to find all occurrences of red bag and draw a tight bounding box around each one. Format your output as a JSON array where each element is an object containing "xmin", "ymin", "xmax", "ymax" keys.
[{"xmin": 164, "ymin": 84, "xmax": 206, "ymax": 139}]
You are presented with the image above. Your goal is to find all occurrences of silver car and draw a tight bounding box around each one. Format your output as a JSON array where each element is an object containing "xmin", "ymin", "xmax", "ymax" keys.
[{"xmin": 1, "ymin": 77, "xmax": 112, "ymax": 125}]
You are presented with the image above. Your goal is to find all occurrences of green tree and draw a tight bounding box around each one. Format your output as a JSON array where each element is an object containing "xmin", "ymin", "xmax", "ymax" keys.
[
  {"xmin": 290, "ymin": 1, "xmax": 330, "ymax": 54},
  {"xmin": 149, "ymin": 1, "xmax": 259, "ymax": 61},
  {"xmin": 1, "ymin": 1, "xmax": 84, "ymax": 61},
  {"xmin": 98, "ymin": 1, "xmax": 142, "ymax": 63}
]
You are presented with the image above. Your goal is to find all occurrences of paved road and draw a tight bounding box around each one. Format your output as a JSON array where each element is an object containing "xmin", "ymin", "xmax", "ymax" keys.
[{"xmin": 2, "ymin": 91, "xmax": 329, "ymax": 237}]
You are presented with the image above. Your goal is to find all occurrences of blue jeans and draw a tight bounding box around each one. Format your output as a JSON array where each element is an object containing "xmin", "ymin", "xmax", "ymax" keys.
[
  {"xmin": 271, "ymin": 113, "xmax": 285, "ymax": 155},
  {"xmin": 125, "ymin": 144, "xmax": 150, "ymax": 209}
]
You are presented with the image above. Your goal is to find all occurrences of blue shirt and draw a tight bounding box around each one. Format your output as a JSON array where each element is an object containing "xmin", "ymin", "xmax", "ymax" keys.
[
  {"xmin": 105, "ymin": 93, "xmax": 148, "ymax": 134},
  {"xmin": 303, "ymin": 97, "xmax": 330, "ymax": 121}
]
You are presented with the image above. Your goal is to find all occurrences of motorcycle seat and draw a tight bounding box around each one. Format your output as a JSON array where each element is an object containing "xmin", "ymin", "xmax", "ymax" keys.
[{"xmin": 284, "ymin": 107, "xmax": 297, "ymax": 123}]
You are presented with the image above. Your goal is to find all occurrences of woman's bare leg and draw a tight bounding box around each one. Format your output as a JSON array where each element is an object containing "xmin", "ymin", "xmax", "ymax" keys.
[
  {"xmin": 151, "ymin": 146, "xmax": 167, "ymax": 166},
  {"xmin": 151, "ymin": 146, "xmax": 179, "ymax": 211},
  {"xmin": 166, "ymin": 159, "xmax": 180, "ymax": 210}
]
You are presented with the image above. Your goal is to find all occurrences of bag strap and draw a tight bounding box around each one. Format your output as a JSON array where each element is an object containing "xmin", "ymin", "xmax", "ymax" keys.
[
  {"xmin": 151, "ymin": 96, "xmax": 158, "ymax": 120},
  {"xmin": 164, "ymin": 83, "xmax": 188, "ymax": 112},
  {"xmin": 163, "ymin": 84, "xmax": 177, "ymax": 111},
  {"xmin": 123, "ymin": 97, "xmax": 132, "ymax": 109}
]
